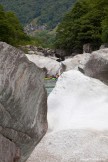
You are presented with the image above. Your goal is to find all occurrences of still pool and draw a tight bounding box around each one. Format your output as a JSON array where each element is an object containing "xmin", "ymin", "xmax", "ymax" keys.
[{"xmin": 44, "ymin": 79, "xmax": 57, "ymax": 95}]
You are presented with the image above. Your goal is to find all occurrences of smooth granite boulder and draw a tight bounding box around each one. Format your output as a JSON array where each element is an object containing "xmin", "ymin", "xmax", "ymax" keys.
[
  {"xmin": 80, "ymin": 48, "xmax": 108, "ymax": 85},
  {"xmin": 0, "ymin": 133, "xmax": 20, "ymax": 162},
  {"xmin": 0, "ymin": 42, "xmax": 47, "ymax": 162},
  {"xmin": 26, "ymin": 53, "xmax": 90, "ymax": 77},
  {"xmin": 63, "ymin": 53, "xmax": 90, "ymax": 72},
  {"xmin": 26, "ymin": 54, "xmax": 60, "ymax": 77},
  {"xmin": 27, "ymin": 70, "xmax": 108, "ymax": 162},
  {"xmin": 27, "ymin": 129, "xmax": 108, "ymax": 162}
]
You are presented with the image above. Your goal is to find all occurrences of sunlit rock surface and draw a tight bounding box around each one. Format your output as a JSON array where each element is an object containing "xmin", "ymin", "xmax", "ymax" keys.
[
  {"xmin": 26, "ymin": 54, "xmax": 60, "ymax": 77},
  {"xmin": 48, "ymin": 70, "xmax": 108, "ymax": 131},
  {"xmin": 27, "ymin": 70, "xmax": 108, "ymax": 162},
  {"xmin": 27, "ymin": 129, "xmax": 108, "ymax": 162},
  {"xmin": 0, "ymin": 42, "xmax": 47, "ymax": 162},
  {"xmin": 63, "ymin": 53, "xmax": 90, "ymax": 71},
  {"xmin": 26, "ymin": 53, "xmax": 90, "ymax": 77}
]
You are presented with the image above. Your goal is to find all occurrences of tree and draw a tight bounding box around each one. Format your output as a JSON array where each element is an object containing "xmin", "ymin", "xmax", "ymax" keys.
[
  {"xmin": 0, "ymin": 0, "xmax": 76, "ymax": 29},
  {"xmin": 55, "ymin": 0, "xmax": 108, "ymax": 55},
  {"xmin": 0, "ymin": 5, "xmax": 29, "ymax": 46}
]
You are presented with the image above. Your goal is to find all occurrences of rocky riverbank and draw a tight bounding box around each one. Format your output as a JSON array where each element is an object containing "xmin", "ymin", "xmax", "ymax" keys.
[
  {"xmin": 0, "ymin": 42, "xmax": 47, "ymax": 162},
  {"xmin": 1, "ymin": 42, "xmax": 108, "ymax": 162},
  {"xmin": 25, "ymin": 45, "xmax": 108, "ymax": 83},
  {"xmin": 26, "ymin": 47, "xmax": 108, "ymax": 162}
]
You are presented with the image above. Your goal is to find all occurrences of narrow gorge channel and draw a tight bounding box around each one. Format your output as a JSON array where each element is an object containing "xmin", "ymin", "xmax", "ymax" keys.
[{"xmin": 44, "ymin": 79, "xmax": 57, "ymax": 96}]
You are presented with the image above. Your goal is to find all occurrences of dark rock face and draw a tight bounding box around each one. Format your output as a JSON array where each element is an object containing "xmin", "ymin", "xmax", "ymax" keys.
[
  {"xmin": 83, "ymin": 49, "xmax": 108, "ymax": 85},
  {"xmin": 0, "ymin": 133, "xmax": 20, "ymax": 162},
  {"xmin": 83, "ymin": 43, "xmax": 92, "ymax": 53},
  {"xmin": 0, "ymin": 42, "xmax": 47, "ymax": 162}
]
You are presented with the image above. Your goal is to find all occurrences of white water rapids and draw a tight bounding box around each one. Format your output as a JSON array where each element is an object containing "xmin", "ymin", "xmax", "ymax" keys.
[{"xmin": 27, "ymin": 70, "xmax": 108, "ymax": 162}]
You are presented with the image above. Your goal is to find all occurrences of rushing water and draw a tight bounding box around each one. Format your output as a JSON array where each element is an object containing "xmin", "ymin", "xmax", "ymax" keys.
[{"xmin": 44, "ymin": 79, "xmax": 57, "ymax": 96}]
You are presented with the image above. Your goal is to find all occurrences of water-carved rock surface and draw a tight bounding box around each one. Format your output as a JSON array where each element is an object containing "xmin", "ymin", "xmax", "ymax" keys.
[
  {"xmin": 26, "ymin": 52, "xmax": 90, "ymax": 77},
  {"xmin": 27, "ymin": 70, "xmax": 108, "ymax": 162},
  {"xmin": 48, "ymin": 70, "xmax": 108, "ymax": 131},
  {"xmin": 27, "ymin": 129, "xmax": 108, "ymax": 162},
  {"xmin": 81, "ymin": 48, "xmax": 108, "ymax": 85},
  {"xmin": 26, "ymin": 54, "xmax": 60, "ymax": 77},
  {"xmin": 0, "ymin": 133, "xmax": 20, "ymax": 162},
  {"xmin": 63, "ymin": 53, "xmax": 90, "ymax": 72},
  {"xmin": 0, "ymin": 42, "xmax": 47, "ymax": 162}
]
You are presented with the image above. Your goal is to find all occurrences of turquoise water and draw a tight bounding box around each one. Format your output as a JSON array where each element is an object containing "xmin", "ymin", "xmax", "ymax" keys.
[{"xmin": 44, "ymin": 79, "xmax": 57, "ymax": 95}]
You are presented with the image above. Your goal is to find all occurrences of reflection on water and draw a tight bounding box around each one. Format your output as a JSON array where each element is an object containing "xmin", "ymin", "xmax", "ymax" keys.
[{"xmin": 44, "ymin": 79, "xmax": 57, "ymax": 95}]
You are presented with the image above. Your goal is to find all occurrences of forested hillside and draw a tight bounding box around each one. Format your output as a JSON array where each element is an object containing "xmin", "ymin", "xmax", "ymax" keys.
[
  {"xmin": 0, "ymin": 0, "xmax": 76, "ymax": 29},
  {"xmin": 0, "ymin": 5, "xmax": 29, "ymax": 46},
  {"xmin": 55, "ymin": 0, "xmax": 108, "ymax": 54}
]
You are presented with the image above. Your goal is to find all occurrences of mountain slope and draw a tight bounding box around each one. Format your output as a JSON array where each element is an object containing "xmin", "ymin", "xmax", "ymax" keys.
[
  {"xmin": 0, "ymin": 0, "xmax": 76, "ymax": 28},
  {"xmin": 55, "ymin": 0, "xmax": 108, "ymax": 54}
]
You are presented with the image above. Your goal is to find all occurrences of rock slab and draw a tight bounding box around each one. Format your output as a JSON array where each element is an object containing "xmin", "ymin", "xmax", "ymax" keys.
[
  {"xmin": 27, "ymin": 70, "xmax": 108, "ymax": 162},
  {"xmin": 26, "ymin": 54, "xmax": 60, "ymax": 77},
  {"xmin": 81, "ymin": 48, "xmax": 108, "ymax": 85},
  {"xmin": 27, "ymin": 129, "xmax": 108, "ymax": 162},
  {"xmin": 0, "ymin": 133, "xmax": 20, "ymax": 162},
  {"xmin": 0, "ymin": 42, "xmax": 47, "ymax": 162}
]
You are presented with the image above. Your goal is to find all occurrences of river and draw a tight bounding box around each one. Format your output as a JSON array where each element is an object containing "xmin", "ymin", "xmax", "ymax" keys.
[{"xmin": 44, "ymin": 79, "xmax": 57, "ymax": 95}]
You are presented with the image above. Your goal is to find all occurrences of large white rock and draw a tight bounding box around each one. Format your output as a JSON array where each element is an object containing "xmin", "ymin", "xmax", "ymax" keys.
[
  {"xmin": 63, "ymin": 53, "xmax": 90, "ymax": 71},
  {"xmin": 26, "ymin": 54, "xmax": 60, "ymax": 76},
  {"xmin": 27, "ymin": 70, "xmax": 108, "ymax": 162},
  {"xmin": 26, "ymin": 53, "xmax": 91, "ymax": 77},
  {"xmin": 27, "ymin": 129, "xmax": 108, "ymax": 162},
  {"xmin": 48, "ymin": 70, "xmax": 108, "ymax": 131}
]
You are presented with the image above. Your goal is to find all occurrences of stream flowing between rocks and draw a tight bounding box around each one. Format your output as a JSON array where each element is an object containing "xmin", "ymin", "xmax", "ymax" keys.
[{"xmin": 44, "ymin": 79, "xmax": 57, "ymax": 95}]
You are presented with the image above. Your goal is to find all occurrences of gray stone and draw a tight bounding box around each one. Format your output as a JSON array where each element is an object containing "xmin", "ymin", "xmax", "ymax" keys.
[
  {"xmin": 83, "ymin": 43, "xmax": 92, "ymax": 53},
  {"xmin": 26, "ymin": 54, "xmax": 60, "ymax": 77},
  {"xmin": 27, "ymin": 70, "xmax": 108, "ymax": 162},
  {"xmin": 27, "ymin": 130, "xmax": 108, "ymax": 162},
  {"xmin": 28, "ymin": 50, "xmax": 35, "ymax": 54},
  {"xmin": 0, "ymin": 133, "xmax": 20, "ymax": 162},
  {"xmin": 83, "ymin": 48, "xmax": 108, "ymax": 85},
  {"xmin": 63, "ymin": 53, "xmax": 90, "ymax": 72},
  {"xmin": 100, "ymin": 43, "xmax": 108, "ymax": 49},
  {"xmin": 0, "ymin": 42, "xmax": 47, "ymax": 162}
]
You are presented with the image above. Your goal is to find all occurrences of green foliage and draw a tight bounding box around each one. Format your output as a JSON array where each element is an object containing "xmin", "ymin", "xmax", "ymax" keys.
[
  {"xmin": 0, "ymin": 5, "xmax": 29, "ymax": 46},
  {"xmin": 28, "ymin": 30, "xmax": 56, "ymax": 48},
  {"xmin": 0, "ymin": 0, "xmax": 76, "ymax": 29},
  {"xmin": 55, "ymin": 0, "xmax": 108, "ymax": 54},
  {"xmin": 101, "ymin": 17, "xmax": 108, "ymax": 42}
]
